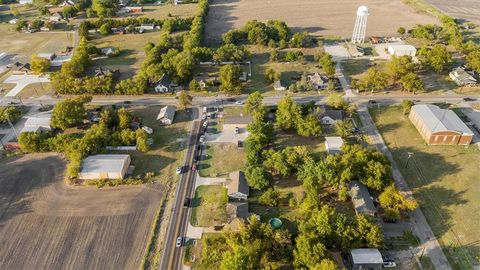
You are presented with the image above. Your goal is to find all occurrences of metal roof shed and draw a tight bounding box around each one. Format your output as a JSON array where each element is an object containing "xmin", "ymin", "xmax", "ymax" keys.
[{"xmin": 79, "ymin": 154, "xmax": 131, "ymax": 180}]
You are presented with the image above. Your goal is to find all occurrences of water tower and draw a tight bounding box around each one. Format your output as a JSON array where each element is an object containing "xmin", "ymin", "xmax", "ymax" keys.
[{"xmin": 351, "ymin": 6, "xmax": 369, "ymax": 43}]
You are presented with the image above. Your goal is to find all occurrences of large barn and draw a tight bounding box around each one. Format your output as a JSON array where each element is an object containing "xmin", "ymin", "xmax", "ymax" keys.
[
  {"xmin": 79, "ymin": 154, "xmax": 131, "ymax": 180},
  {"xmin": 409, "ymin": 104, "xmax": 473, "ymax": 145}
]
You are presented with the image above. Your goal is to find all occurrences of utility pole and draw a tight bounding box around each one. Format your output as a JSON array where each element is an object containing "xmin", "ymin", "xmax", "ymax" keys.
[
  {"xmin": 405, "ymin": 152, "xmax": 414, "ymax": 168},
  {"xmin": 5, "ymin": 112, "xmax": 18, "ymax": 140}
]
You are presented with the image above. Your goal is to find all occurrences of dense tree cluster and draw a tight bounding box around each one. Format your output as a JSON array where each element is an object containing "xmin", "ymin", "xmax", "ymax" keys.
[
  {"xmin": 275, "ymin": 96, "xmax": 322, "ymax": 137},
  {"xmin": 379, "ymin": 185, "xmax": 418, "ymax": 219},
  {"xmin": 213, "ymin": 44, "xmax": 250, "ymax": 63},
  {"xmin": 263, "ymin": 146, "xmax": 311, "ymax": 177},
  {"xmin": 0, "ymin": 106, "xmax": 22, "ymax": 124},
  {"xmin": 219, "ymin": 64, "xmax": 243, "ymax": 94},
  {"xmin": 417, "ymin": 44, "xmax": 452, "ymax": 72},
  {"xmin": 51, "ymin": 96, "xmax": 91, "ymax": 130},
  {"xmin": 352, "ymin": 68, "xmax": 389, "ymax": 93},
  {"xmin": 197, "ymin": 215, "xmax": 292, "ymax": 270}
]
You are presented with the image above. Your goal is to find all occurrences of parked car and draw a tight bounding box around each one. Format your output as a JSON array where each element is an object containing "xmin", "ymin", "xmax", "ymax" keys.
[
  {"xmin": 199, "ymin": 135, "xmax": 205, "ymax": 143},
  {"xmin": 237, "ymin": 140, "xmax": 243, "ymax": 148},
  {"xmin": 382, "ymin": 217, "xmax": 398, "ymax": 223},
  {"xmin": 176, "ymin": 237, "xmax": 183, "ymax": 247},
  {"xmin": 227, "ymin": 98, "xmax": 236, "ymax": 102},
  {"xmin": 203, "ymin": 121, "xmax": 208, "ymax": 128},
  {"xmin": 463, "ymin": 97, "xmax": 477, "ymax": 102},
  {"xmin": 201, "ymin": 114, "xmax": 207, "ymax": 120},
  {"xmin": 183, "ymin": 198, "xmax": 190, "ymax": 208},
  {"xmin": 196, "ymin": 145, "xmax": 202, "ymax": 151},
  {"xmin": 382, "ymin": 261, "xmax": 396, "ymax": 268},
  {"xmin": 235, "ymin": 101, "xmax": 243, "ymax": 105},
  {"xmin": 234, "ymin": 127, "xmax": 239, "ymax": 134},
  {"xmin": 176, "ymin": 167, "xmax": 182, "ymax": 174},
  {"xmin": 192, "ymin": 163, "xmax": 197, "ymax": 171},
  {"xmin": 368, "ymin": 100, "xmax": 377, "ymax": 104},
  {"xmin": 123, "ymin": 100, "xmax": 131, "ymax": 104}
]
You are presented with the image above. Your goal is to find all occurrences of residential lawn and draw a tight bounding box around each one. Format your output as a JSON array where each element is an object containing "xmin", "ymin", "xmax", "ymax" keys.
[
  {"xmin": 89, "ymin": 31, "xmax": 169, "ymax": 79},
  {"xmin": 221, "ymin": 106, "xmax": 245, "ymax": 117},
  {"xmin": 199, "ymin": 143, "xmax": 246, "ymax": 177},
  {"xmin": 420, "ymin": 72, "xmax": 458, "ymax": 94},
  {"xmin": 191, "ymin": 233, "xmax": 229, "ymax": 270},
  {"xmin": 127, "ymin": 106, "xmax": 192, "ymax": 185},
  {"xmin": 340, "ymin": 58, "xmax": 388, "ymax": 82},
  {"xmin": 117, "ymin": 3, "xmax": 197, "ymax": 19},
  {"xmin": 0, "ymin": 24, "xmax": 74, "ymax": 63},
  {"xmin": 0, "ymin": 4, "xmax": 40, "ymax": 23},
  {"xmin": 370, "ymin": 105, "xmax": 480, "ymax": 270},
  {"xmin": 275, "ymin": 130, "xmax": 326, "ymax": 156},
  {"xmin": 454, "ymin": 86, "xmax": 480, "ymax": 96},
  {"xmin": 17, "ymin": 82, "xmax": 52, "ymax": 99},
  {"xmin": 190, "ymin": 185, "xmax": 228, "ymax": 227}
]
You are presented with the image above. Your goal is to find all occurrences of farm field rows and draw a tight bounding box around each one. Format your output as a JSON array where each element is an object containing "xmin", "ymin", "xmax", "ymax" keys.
[{"xmin": 423, "ymin": 0, "xmax": 480, "ymax": 23}]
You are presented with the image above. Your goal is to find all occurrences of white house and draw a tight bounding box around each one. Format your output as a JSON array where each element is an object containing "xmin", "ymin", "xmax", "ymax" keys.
[
  {"xmin": 320, "ymin": 109, "xmax": 345, "ymax": 125},
  {"xmin": 387, "ymin": 44, "xmax": 417, "ymax": 57},
  {"xmin": 155, "ymin": 74, "xmax": 173, "ymax": 93},
  {"xmin": 449, "ymin": 67, "xmax": 477, "ymax": 87},
  {"xmin": 49, "ymin": 12, "xmax": 63, "ymax": 23},
  {"xmin": 78, "ymin": 154, "xmax": 131, "ymax": 180},
  {"xmin": 19, "ymin": 0, "xmax": 33, "ymax": 4},
  {"xmin": 157, "ymin": 106, "xmax": 176, "ymax": 125},
  {"xmin": 226, "ymin": 171, "xmax": 249, "ymax": 200},
  {"xmin": 350, "ymin": 249, "xmax": 383, "ymax": 270},
  {"xmin": 325, "ymin": 136, "xmax": 344, "ymax": 154}
]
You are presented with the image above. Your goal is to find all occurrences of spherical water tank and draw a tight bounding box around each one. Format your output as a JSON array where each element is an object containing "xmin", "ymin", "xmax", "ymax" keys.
[{"xmin": 357, "ymin": 5, "xmax": 369, "ymax": 16}]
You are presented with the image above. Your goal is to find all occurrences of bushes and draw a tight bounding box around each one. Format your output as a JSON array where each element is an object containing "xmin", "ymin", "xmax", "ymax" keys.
[
  {"xmin": 0, "ymin": 106, "xmax": 22, "ymax": 124},
  {"xmin": 284, "ymin": 50, "xmax": 304, "ymax": 62}
]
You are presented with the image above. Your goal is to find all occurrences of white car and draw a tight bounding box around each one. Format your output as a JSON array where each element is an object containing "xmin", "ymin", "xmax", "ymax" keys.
[
  {"xmin": 201, "ymin": 114, "xmax": 207, "ymax": 120},
  {"xmin": 203, "ymin": 121, "xmax": 208, "ymax": 128},
  {"xmin": 199, "ymin": 135, "xmax": 205, "ymax": 143},
  {"xmin": 175, "ymin": 167, "xmax": 182, "ymax": 174},
  {"xmin": 235, "ymin": 101, "xmax": 243, "ymax": 105},
  {"xmin": 176, "ymin": 237, "xmax": 183, "ymax": 247},
  {"xmin": 382, "ymin": 261, "xmax": 396, "ymax": 268}
]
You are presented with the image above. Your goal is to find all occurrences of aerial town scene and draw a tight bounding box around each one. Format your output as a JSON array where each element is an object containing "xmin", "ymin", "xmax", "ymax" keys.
[{"xmin": 0, "ymin": 0, "xmax": 479, "ymax": 269}]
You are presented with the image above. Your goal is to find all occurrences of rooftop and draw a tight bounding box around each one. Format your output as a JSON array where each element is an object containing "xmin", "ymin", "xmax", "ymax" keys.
[
  {"xmin": 351, "ymin": 248, "xmax": 383, "ymax": 264},
  {"xmin": 227, "ymin": 171, "xmax": 249, "ymax": 196},
  {"xmin": 80, "ymin": 154, "xmax": 130, "ymax": 174},
  {"xmin": 411, "ymin": 104, "xmax": 473, "ymax": 135},
  {"xmin": 348, "ymin": 181, "xmax": 376, "ymax": 215},
  {"xmin": 325, "ymin": 136, "xmax": 344, "ymax": 152},
  {"xmin": 387, "ymin": 44, "xmax": 417, "ymax": 51},
  {"xmin": 157, "ymin": 106, "xmax": 176, "ymax": 121}
]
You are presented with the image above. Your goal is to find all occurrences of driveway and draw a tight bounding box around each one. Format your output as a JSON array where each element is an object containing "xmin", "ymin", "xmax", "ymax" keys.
[
  {"xmin": 357, "ymin": 105, "xmax": 451, "ymax": 270},
  {"xmin": 205, "ymin": 124, "xmax": 248, "ymax": 143},
  {"xmin": 3, "ymin": 74, "xmax": 50, "ymax": 97}
]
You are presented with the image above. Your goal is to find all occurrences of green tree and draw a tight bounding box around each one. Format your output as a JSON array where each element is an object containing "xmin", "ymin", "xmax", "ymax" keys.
[
  {"xmin": 358, "ymin": 68, "xmax": 389, "ymax": 93},
  {"xmin": 417, "ymin": 44, "xmax": 452, "ymax": 72},
  {"xmin": 30, "ymin": 55, "xmax": 50, "ymax": 74},
  {"xmin": 51, "ymin": 96, "xmax": 91, "ymax": 130},
  {"xmin": 189, "ymin": 79, "xmax": 201, "ymax": 91},
  {"xmin": 245, "ymin": 165, "xmax": 269, "ymax": 190},
  {"xmin": 258, "ymin": 188, "xmax": 280, "ymax": 206},
  {"xmin": 117, "ymin": 107, "xmax": 132, "ymax": 130},
  {"xmin": 219, "ymin": 64, "xmax": 242, "ymax": 94},
  {"xmin": 319, "ymin": 53, "xmax": 336, "ymax": 77},
  {"xmin": 293, "ymin": 234, "xmax": 328, "ymax": 269},
  {"xmin": 467, "ymin": 49, "xmax": 480, "ymax": 73},
  {"xmin": 400, "ymin": 72, "xmax": 424, "ymax": 93},
  {"xmin": 136, "ymin": 129, "xmax": 150, "ymax": 152},
  {"xmin": 275, "ymin": 96, "xmax": 301, "ymax": 130},
  {"xmin": 99, "ymin": 22, "xmax": 112, "ymax": 35},
  {"xmin": 178, "ymin": 90, "xmax": 192, "ymax": 110},
  {"xmin": 244, "ymin": 91, "xmax": 264, "ymax": 115},
  {"xmin": 297, "ymin": 114, "xmax": 322, "ymax": 137},
  {"xmin": 387, "ymin": 55, "xmax": 415, "ymax": 82},
  {"xmin": 397, "ymin": 27, "xmax": 406, "ymax": 35},
  {"xmin": 313, "ymin": 259, "xmax": 339, "ymax": 270},
  {"xmin": 326, "ymin": 93, "xmax": 346, "ymax": 110},
  {"xmin": 379, "ymin": 185, "xmax": 418, "ymax": 219},
  {"xmin": 285, "ymin": 50, "xmax": 304, "ymax": 62},
  {"xmin": 220, "ymin": 248, "xmax": 250, "ymax": 270},
  {"xmin": 264, "ymin": 67, "xmax": 280, "ymax": 83},
  {"xmin": 18, "ymin": 132, "xmax": 51, "ymax": 153},
  {"xmin": 401, "ymin": 100, "xmax": 414, "ymax": 114},
  {"xmin": 334, "ymin": 120, "xmax": 353, "ymax": 137},
  {"xmin": 269, "ymin": 49, "xmax": 279, "ymax": 62},
  {"xmin": 213, "ymin": 44, "xmax": 250, "ymax": 63},
  {"xmin": 264, "ymin": 149, "xmax": 291, "ymax": 176}
]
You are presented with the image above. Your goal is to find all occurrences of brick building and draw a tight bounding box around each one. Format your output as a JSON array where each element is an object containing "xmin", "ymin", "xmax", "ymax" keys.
[{"xmin": 409, "ymin": 104, "xmax": 473, "ymax": 145}]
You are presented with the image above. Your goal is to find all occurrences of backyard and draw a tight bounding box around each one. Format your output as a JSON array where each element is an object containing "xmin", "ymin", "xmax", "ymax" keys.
[
  {"xmin": 190, "ymin": 185, "xmax": 228, "ymax": 227},
  {"xmin": 370, "ymin": 105, "xmax": 480, "ymax": 269}
]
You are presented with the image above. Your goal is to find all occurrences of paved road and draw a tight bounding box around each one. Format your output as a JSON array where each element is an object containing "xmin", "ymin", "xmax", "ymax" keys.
[
  {"xmin": 159, "ymin": 108, "xmax": 202, "ymax": 270},
  {"xmin": 357, "ymin": 106, "xmax": 452, "ymax": 270}
]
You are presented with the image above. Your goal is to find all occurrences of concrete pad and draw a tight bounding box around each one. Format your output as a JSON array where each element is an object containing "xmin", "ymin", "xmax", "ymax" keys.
[{"xmin": 3, "ymin": 74, "xmax": 50, "ymax": 97}]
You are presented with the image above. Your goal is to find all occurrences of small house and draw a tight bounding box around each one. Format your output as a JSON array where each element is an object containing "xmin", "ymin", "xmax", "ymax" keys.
[
  {"xmin": 449, "ymin": 67, "xmax": 477, "ymax": 87},
  {"xmin": 140, "ymin": 24, "xmax": 155, "ymax": 31},
  {"xmin": 21, "ymin": 111, "xmax": 52, "ymax": 133},
  {"xmin": 78, "ymin": 154, "xmax": 131, "ymax": 180},
  {"xmin": 273, "ymin": 80, "xmax": 286, "ymax": 91},
  {"xmin": 320, "ymin": 109, "xmax": 345, "ymax": 125},
  {"xmin": 19, "ymin": 0, "xmax": 33, "ymax": 4},
  {"xmin": 348, "ymin": 181, "xmax": 377, "ymax": 217},
  {"xmin": 155, "ymin": 74, "xmax": 174, "ymax": 93},
  {"xmin": 387, "ymin": 44, "xmax": 417, "ymax": 57},
  {"xmin": 308, "ymin": 72, "xmax": 329, "ymax": 90},
  {"xmin": 325, "ymin": 136, "xmax": 344, "ymax": 154},
  {"xmin": 49, "ymin": 12, "xmax": 63, "ymax": 23},
  {"xmin": 112, "ymin": 27, "xmax": 126, "ymax": 35},
  {"xmin": 94, "ymin": 67, "xmax": 120, "ymax": 78},
  {"xmin": 157, "ymin": 106, "xmax": 176, "ymax": 125},
  {"xmin": 226, "ymin": 171, "xmax": 249, "ymax": 200},
  {"xmin": 227, "ymin": 202, "xmax": 251, "ymax": 221},
  {"xmin": 9, "ymin": 18, "xmax": 18, "ymax": 24},
  {"xmin": 349, "ymin": 249, "xmax": 383, "ymax": 270}
]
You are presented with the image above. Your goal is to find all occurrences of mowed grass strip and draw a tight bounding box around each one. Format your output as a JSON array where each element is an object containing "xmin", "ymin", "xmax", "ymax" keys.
[
  {"xmin": 370, "ymin": 105, "xmax": 480, "ymax": 269},
  {"xmin": 190, "ymin": 185, "xmax": 228, "ymax": 227},
  {"xmin": 199, "ymin": 143, "xmax": 246, "ymax": 177}
]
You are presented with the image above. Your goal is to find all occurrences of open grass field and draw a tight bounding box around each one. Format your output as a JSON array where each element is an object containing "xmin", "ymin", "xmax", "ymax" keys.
[
  {"xmin": 90, "ymin": 31, "xmax": 162, "ymax": 79},
  {"xmin": 199, "ymin": 143, "xmax": 246, "ymax": 177},
  {"xmin": 204, "ymin": 0, "xmax": 438, "ymax": 44},
  {"xmin": 0, "ymin": 25, "xmax": 73, "ymax": 63},
  {"xmin": 370, "ymin": 105, "xmax": 480, "ymax": 269},
  {"xmin": 422, "ymin": 0, "xmax": 480, "ymax": 23},
  {"xmin": 0, "ymin": 153, "xmax": 165, "ymax": 269},
  {"xmin": 190, "ymin": 185, "xmax": 228, "ymax": 227}
]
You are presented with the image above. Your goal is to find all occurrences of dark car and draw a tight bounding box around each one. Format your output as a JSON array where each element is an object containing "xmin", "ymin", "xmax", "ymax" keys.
[
  {"xmin": 368, "ymin": 100, "xmax": 377, "ymax": 104},
  {"xmin": 227, "ymin": 98, "xmax": 236, "ymax": 102},
  {"xmin": 383, "ymin": 217, "xmax": 398, "ymax": 223},
  {"xmin": 237, "ymin": 140, "xmax": 243, "ymax": 148},
  {"xmin": 197, "ymin": 145, "xmax": 202, "ymax": 151},
  {"xmin": 124, "ymin": 100, "xmax": 131, "ymax": 104},
  {"xmin": 184, "ymin": 198, "xmax": 190, "ymax": 208},
  {"xmin": 463, "ymin": 97, "xmax": 477, "ymax": 102}
]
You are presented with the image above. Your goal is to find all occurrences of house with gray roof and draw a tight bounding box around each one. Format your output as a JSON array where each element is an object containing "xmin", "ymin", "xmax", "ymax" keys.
[
  {"xmin": 273, "ymin": 80, "xmax": 286, "ymax": 91},
  {"xmin": 307, "ymin": 72, "xmax": 329, "ymax": 90},
  {"xmin": 157, "ymin": 106, "xmax": 176, "ymax": 125},
  {"xmin": 350, "ymin": 248, "xmax": 383, "ymax": 270},
  {"xmin": 227, "ymin": 202, "xmax": 251, "ymax": 220},
  {"xmin": 348, "ymin": 181, "xmax": 377, "ymax": 217},
  {"xmin": 409, "ymin": 104, "xmax": 473, "ymax": 145},
  {"xmin": 155, "ymin": 74, "xmax": 174, "ymax": 93},
  {"xmin": 226, "ymin": 171, "xmax": 249, "ymax": 200},
  {"xmin": 449, "ymin": 67, "xmax": 477, "ymax": 87},
  {"xmin": 320, "ymin": 108, "xmax": 345, "ymax": 125}
]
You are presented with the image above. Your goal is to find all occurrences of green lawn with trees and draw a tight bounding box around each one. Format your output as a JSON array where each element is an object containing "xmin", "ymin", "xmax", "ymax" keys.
[
  {"xmin": 190, "ymin": 185, "xmax": 228, "ymax": 227},
  {"xmin": 370, "ymin": 105, "xmax": 480, "ymax": 269}
]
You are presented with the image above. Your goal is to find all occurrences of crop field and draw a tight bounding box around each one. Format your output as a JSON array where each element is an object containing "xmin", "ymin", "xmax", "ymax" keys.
[
  {"xmin": 423, "ymin": 0, "xmax": 480, "ymax": 23},
  {"xmin": 117, "ymin": 3, "xmax": 198, "ymax": 19},
  {"xmin": 0, "ymin": 153, "xmax": 165, "ymax": 269},
  {"xmin": 204, "ymin": 0, "xmax": 438, "ymax": 44}
]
